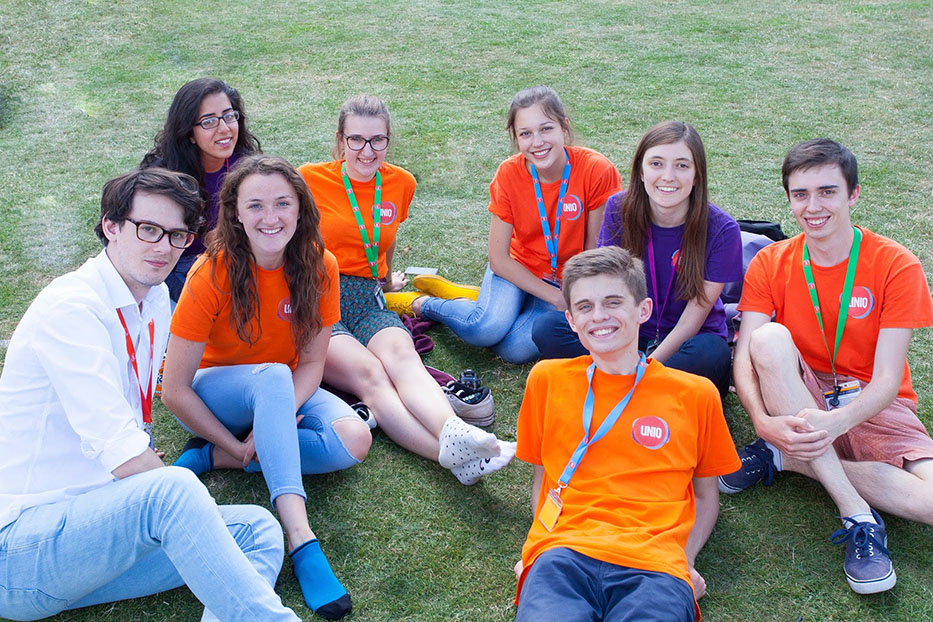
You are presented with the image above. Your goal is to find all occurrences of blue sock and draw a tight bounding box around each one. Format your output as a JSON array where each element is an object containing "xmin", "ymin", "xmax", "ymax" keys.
[
  {"xmin": 290, "ymin": 539, "xmax": 352, "ymax": 620},
  {"xmin": 172, "ymin": 438, "xmax": 213, "ymax": 476}
]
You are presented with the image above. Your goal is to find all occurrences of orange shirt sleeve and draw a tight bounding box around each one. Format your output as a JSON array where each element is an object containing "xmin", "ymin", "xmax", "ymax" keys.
[
  {"xmin": 319, "ymin": 250, "xmax": 341, "ymax": 327},
  {"xmin": 516, "ymin": 362, "xmax": 548, "ymax": 467},
  {"xmin": 692, "ymin": 376, "xmax": 742, "ymax": 478},
  {"xmin": 737, "ymin": 239, "xmax": 784, "ymax": 316},
  {"xmin": 171, "ymin": 255, "xmax": 225, "ymax": 345},
  {"xmin": 581, "ymin": 149, "xmax": 622, "ymax": 211}
]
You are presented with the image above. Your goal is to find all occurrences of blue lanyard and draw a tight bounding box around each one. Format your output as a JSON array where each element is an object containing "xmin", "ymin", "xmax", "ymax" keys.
[
  {"xmin": 529, "ymin": 149, "xmax": 571, "ymax": 277},
  {"xmin": 557, "ymin": 352, "xmax": 648, "ymax": 489}
]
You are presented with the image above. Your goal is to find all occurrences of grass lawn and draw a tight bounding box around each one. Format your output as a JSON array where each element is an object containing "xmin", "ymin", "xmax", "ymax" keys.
[{"xmin": 1, "ymin": 1, "xmax": 932, "ymax": 620}]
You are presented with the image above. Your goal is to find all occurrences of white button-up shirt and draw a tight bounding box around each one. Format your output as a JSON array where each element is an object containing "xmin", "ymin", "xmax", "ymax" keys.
[{"xmin": 0, "ymin": 250, "xmax": 170, "ymax": 529}]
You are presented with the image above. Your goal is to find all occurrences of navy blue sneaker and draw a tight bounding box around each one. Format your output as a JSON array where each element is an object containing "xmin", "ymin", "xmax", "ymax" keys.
[
  {"xmin": 830, "ymin": 509, "xmax": 896, "ymax": 594},
  {"xmin": 718, "ymin": 438, "xmax": 777, "ymax": 493}
]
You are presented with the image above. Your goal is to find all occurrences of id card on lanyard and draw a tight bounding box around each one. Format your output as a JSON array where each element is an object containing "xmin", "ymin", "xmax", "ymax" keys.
[
  {"xmin": 538, "ymin": 353, "xmax": 647, "ymax": 532},
  {"xmin": 802, "ymin": 226, "xmax": 862, "ymax": 409},
  {"xmin": 342, "ymin": 163, "xmax": 387, "ymax": 308},
  {"xmin": 116, "ymin": 308, "xmax": 155, "ymax": 448},
  {"xmin": 529, "ymin": 149, "xmax": 571, "ymax": 286}
]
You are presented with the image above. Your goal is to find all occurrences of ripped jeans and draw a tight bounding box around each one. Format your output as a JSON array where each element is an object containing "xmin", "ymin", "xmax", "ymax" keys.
[{"xmin": 188, "ymin": 363, "xmax": 361, "ymax": 505}]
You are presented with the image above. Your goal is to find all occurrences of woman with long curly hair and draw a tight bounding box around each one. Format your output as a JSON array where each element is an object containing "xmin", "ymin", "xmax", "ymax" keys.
[
  {"xmin": 298, "ymin": 94, "xmax": 515, "ymax": 486},
  {"xmin": 162, "ymin": 155, "xmax": 368, "ymax": 620},
  {"xmin": 141, "ymin": 77, "xmax": 261, "ymax": 300},
  {"xmin": 532, "ymin": 121, "xmax": 743, "ymax": 394}
]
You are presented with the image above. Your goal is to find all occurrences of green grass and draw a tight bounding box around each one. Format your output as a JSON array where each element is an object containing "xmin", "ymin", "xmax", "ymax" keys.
[{"xmin": 2, "ymin": 1, "xmax": 932, "ymax": 620}]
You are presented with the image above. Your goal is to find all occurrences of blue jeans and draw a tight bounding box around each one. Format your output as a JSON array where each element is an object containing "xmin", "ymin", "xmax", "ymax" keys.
[
  {"xmin": 190, "ymin": 363, "xmax": 361, "ymax": 504},
  {"xmin": 532, "ymin": 311, "xmax": 732, "ymax": 394},
  {"xmin": 0, "ymin": 467, "xmax": 298, "ymax": 621},
  {"xmin": 517, "ymin": 548, "xmax": 695, "ymax": 622},
  {"xmin": 166, "ymin": 253, "xmax": 198, "ymax": 302},
  {"xmin": 419, "ymin": 265, "xmax": 556, "ymax": 364}
]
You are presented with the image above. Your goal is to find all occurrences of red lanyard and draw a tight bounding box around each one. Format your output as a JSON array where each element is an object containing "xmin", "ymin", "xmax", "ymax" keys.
[{"xmin": 116, "ymin": 308, "xmax": 155, "ymax": 425}]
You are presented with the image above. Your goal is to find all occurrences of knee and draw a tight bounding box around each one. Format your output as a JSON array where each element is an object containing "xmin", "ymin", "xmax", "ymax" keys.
[
  {"xmin": 226, "ymin": 504, "xmax": 286, "ymax": 573},
  {"xmin": 352, "ymin": 355, "xmax": 395, "ymax": 392},
  {"xmin": 748, "ymin": 322, "xmax": 796, "ymax": 370},
  {"xmin": 494, "ymin": 329, "xmax": 541, "ymax": 364},
  {"xmin": 159, "ymin": 464, "xmax": 208, "ymax": 491},
  {"xmin": 333, "ymin": 417, "xmax": 373, "ymax": 462},
  {"xmin": 242, "ymin": 505, "xmax": 285, "ymax": 551},
  {"xmin": 149, "ymin": 466, "xmax": 214, "ymax": 510},
  {"xmin": 250, "ymin": 362, "xmax": 293, "ymax": 387},
  {"xmin": 374, "ymin": 334, "xmax": 422, "ymax": 367}
]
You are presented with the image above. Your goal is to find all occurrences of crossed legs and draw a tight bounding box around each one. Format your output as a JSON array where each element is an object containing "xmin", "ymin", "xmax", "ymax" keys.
[
  {"xmin": 323, "ymin": 329, "xmax": 515, "ymax": 483},
  {"xmin": 748, "ymin": 322, "xmax": 933, "ymax": 523}
]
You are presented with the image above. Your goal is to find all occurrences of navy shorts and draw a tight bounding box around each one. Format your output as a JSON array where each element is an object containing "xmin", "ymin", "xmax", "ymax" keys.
[{"xmin": 517, "ymin": 548, "xmax": 695, "ymax": 622}]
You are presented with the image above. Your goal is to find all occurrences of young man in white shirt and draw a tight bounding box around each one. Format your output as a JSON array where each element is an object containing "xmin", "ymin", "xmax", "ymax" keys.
[{"xmin": 0, "ymin": 168, "xmax": 300, "ymax": 621}]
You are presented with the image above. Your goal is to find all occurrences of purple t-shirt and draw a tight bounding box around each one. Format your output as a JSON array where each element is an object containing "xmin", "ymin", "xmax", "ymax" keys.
[
  {"xmin": 597, "ymin": 192, "xmax": 742, "ymax": 340},
  {"xmin": 183, "ymin": 152, "xmax": 243, "ymax": 258}
]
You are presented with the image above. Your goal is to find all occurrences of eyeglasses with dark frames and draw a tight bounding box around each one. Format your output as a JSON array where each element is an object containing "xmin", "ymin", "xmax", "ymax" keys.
[
  {"xmin": 126, "ymin": 218, "xmax": 197, "ymax": 249},
  {"xmin": 195, "ymin": 110, "xmax": 240, "ymax": 130},
  {"xmin": 343, "ymin": 134, "xmax": 390, "ymax": 152}
]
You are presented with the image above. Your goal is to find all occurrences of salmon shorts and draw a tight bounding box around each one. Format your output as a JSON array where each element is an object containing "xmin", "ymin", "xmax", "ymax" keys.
[{"xmin": 797, "ymin": 352, "xmax": 933, "ymax": 468}]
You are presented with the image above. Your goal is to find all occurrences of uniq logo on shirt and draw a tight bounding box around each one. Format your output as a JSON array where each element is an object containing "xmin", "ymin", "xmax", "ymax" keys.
[
  {"xmin": 631, "ymin": 416, "xmax": 671, "ymax": 450},
  {"xmin": 277, "ymin": 297, "xmax": 292, "ymax": 322},
  {"xmin": 845, "ymin": 286, "xmax": 874, "ymax": 320},
  {"xmin": 561, "ymin": 194, "xmax": 583, "ymax": 221},
  {"xmin": 380, "ymin": 201, "xmax": 398, "ymax": 225}
]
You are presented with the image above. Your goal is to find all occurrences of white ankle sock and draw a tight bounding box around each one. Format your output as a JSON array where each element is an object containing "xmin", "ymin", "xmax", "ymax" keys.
[
  {"xmin": 451, "ymin": 441, "xmax": 517, "ymax": 485},
  {"xmin": 763, "ymin": 440, "xmax": 784, "ymax": 471},
  {"xmin": 847, "ymin": 512, "xmax": 877, "ymax": 526},
  {"xmin": 438, "ymin": 416, "xmax": 500, "ymax": 469}
]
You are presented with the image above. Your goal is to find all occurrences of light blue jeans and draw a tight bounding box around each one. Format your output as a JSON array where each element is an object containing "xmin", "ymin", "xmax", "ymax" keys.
[
  {"xmin": 419, "ymin": 265, "xmax": 557, "ymax": 364},
  {"xmin": 190, "ymin": 363, "xmax": 361, "ymax": 505},
  {"xmin": 0, "ymin": 467, "xmax": 298, "ymax": 621}
]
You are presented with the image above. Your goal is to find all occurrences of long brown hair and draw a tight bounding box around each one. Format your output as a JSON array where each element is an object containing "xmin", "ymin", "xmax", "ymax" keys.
[
  {"xmin": 618, "ymin": 121, "xmax": 709, "ymax": 303},
  {"xmin": 141, "ymin": 78, "xmax": 261, "ymax": 184},
  {"xmin": 206, "ymin": 154, "xmax": 329, "ymax": 348}
]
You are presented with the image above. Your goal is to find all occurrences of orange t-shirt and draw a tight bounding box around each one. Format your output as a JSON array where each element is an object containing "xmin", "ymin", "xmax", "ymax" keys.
[
  {"xmin": 488, "ymin": 145, "xmax": 621, "ymax": 279},
  {"xmin": 515, "ymin": 356, "xmax": 740, "ymax": 604},
  {"xmin": 171, "ymin": 249, "xmax": 341, "ymax": 370},
  {"xmin": 298, "ymin": 160, "xmax": 416, "ymax": 279},
  {"xmin": 739, "ymin": 228, "xmax": 933, "ymax": 402}
]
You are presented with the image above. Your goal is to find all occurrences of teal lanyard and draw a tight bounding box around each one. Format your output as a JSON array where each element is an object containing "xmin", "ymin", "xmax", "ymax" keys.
[
  {"xmin": 801, "ymin": 226, "xmax": 862, "ymax": 387},
  {"xmin": 529, "ymin": 149, "xmax": 571, "ymax": 277},
  {"xmin": 341, "ymin": 163, "xmax": 383, "ymax": 280},
  {"xmin": 557, "ymin": 353, "xmax": 648, "ymax": 490}
]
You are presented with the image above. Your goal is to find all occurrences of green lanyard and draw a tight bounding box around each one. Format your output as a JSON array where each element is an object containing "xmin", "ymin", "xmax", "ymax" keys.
[
  {"xmin": 341, "ymin": 163, "xmax": 383, "ymax": 280},
  {"xmin": 801, "ymin": 226, "xmax": 862, "ymax": 386}
]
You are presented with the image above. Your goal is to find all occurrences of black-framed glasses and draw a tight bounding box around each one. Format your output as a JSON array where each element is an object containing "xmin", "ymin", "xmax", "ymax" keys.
[
  {"xmin": 126, "ymin": 218, "xmax": 197, "ymax": 249},
  {"xmin": 195, "ymin": 110, "xmax": 240, "ymax": 130},
  {"xmin": 343, "ymin": 134, "xmax": 390, "ymax": 152}
]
